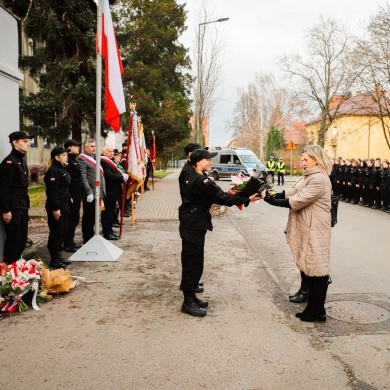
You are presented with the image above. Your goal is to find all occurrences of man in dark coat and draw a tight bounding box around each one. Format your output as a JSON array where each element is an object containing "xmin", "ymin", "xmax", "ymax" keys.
[
  {"xmin": 78, "ymin": 139, "xmax": 106, "ymax": 244},
  {"xmin": 100, "ymin": 146, "xmax": 128, "ymax": 240},
  {"xmin": 0, "ymin": 131, "xmax": 34, "ymax": 263},
  {"xmin": 63, "ymin": 139, "xmax": 83, "ymax": 252}
]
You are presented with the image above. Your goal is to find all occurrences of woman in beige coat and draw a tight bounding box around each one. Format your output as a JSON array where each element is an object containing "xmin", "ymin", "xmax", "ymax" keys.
[{"xmin": 264, "ymin": 145, "xmax": 333, "ymax": 322}]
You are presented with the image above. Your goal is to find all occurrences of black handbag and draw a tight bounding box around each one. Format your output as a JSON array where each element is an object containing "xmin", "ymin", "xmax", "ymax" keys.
[{"xmin": 331, "ymin": 195, "xmax": 339, "ymax": 227}]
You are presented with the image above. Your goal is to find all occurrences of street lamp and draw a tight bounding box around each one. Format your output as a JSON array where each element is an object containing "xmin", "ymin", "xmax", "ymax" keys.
[{"xmin": 196, "ymin": 17, "xmax": 229, "ymax": 145}]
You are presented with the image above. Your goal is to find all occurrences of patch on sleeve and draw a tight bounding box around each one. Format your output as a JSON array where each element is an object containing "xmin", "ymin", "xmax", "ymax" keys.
[
  {"xmin": 203, "ymin": 178, "xmax": 210, "ymax": 185},
  {"xmin": 6, "ymin": 161, "xmax": 12, "ymax": 164},
  {"xmin": 50, "ymin": 178, "xmax": 56, "ymax": 182},
  {"xmin": 185, "ymin": 180, "xmax": 188, "ymax": 185}
]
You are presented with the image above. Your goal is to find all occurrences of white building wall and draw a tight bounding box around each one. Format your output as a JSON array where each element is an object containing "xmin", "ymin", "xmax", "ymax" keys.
[{"xmin": 0, "ymin": 7, "xmax": 24, "ymax": 261}]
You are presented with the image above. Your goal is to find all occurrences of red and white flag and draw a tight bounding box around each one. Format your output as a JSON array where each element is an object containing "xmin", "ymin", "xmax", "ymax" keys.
[
  {"xmin": 150, "ymin": 134, "xmax": 156, "ymax": 169},
  {"xmin": 98, "ymin": 0, "xmax": 126, "ymax": 131}
]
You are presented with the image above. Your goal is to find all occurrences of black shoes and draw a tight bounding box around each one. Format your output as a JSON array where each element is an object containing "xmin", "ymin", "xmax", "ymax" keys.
[
  {"xmin": 194, "ymin": 296, "xmax": 208, "ymax": 308},
  {"xmin": 289, "ymin": 289, "xmax": 309, "ymax": 303},
  {"xmin": 112, "ymin": 222, "xmax": 120, "ymax": 228},
  {"xmin": 181, "ymin": 300, "xmax": 207, "ymax": 317},
  {"xmin": 299, "ymin": 313, "xmax": 326, "ymax": 322},
  {"xmin": 49, "ymin": 259, "xmax": 66, "ymax": 269},
  {"xmin": 104, "ymin": 234, "xmax": 119, "ymax": 240}
]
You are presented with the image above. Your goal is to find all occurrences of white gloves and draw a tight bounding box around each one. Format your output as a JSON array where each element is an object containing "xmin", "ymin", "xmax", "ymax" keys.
[
  {"xmin": 123, "ymin": 173, "xmax": 129, "ymax": 181},
  {"xmin": 86, "ymin": 194, "xmax": 94, "ymax": 203}
]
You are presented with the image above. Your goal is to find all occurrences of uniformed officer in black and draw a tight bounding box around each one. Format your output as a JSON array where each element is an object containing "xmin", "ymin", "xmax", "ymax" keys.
[
  {"xmin": 0, "ymin": 131, "xmax": 34, "ymax": 264},
  {"xmin": 63, "ymin": 139, "xmax": 83, "ymax": 252},
  {"xmin": 178, "ymin": 142, "xmax": 205, "ymax": 293},
  {"xmin": 179, "ymin": 148, "xmax": 261, "ymax": 317},
  {"xmin": 44, "ymin": 147, "xmax": 72, "ymax": 269},
  {"xmin": 178, "ymin": 142, "xmax": 203, "ymax": 200}
]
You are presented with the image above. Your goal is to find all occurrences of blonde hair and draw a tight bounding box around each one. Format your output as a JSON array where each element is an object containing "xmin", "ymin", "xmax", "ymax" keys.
[{"xmin": 302, "ymin": 145, "xmax": 333, "ymax": 175}]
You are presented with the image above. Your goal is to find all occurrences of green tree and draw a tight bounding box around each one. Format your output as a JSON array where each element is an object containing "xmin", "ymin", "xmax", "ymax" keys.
[
  {"xmin": 116, "ymin": 0, "xmax": 192, "ymax": 159},
  {"xmin": 265, "ymin": 125, "xmax": 284, "ymax": 160},
  {"xmin": 18, "ymin": 0, "xmax": 99, "ymax": 143}
]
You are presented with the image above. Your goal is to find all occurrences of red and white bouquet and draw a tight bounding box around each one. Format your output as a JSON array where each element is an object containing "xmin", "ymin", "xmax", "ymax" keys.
[{"xmin": 0, "ymin": 259, "xmax": 43, "ymax": 313}]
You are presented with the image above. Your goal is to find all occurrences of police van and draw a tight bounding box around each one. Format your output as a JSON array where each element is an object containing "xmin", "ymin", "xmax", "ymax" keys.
[{"xmin": 211, "ymin": 148, "xmax": 266, "ymax": 180}]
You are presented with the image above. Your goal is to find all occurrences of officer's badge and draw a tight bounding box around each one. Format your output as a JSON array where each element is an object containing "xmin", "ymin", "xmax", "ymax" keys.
[
  {"xmin": 6, "ymin": 161, "xmax": 12, "ymax": 164},
  {"xmin": 50, "ymin": 178, "xmax": 56, "ymax": 182}
]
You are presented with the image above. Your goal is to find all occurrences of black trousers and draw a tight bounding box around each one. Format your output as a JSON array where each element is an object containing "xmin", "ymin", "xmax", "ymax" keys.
[
  {"xmin": 82, "ymin": 199, "xmax": 95, "ymax": 243},
  {"xmin": 47, "ymin": 210, "xmax": 69, "ymax": 257},
  {"xmin": 179, "ymin": 227, "xmax": 206, "ymax": 293},
  {"xmin": 101, "ymin": 201, "xmax": 116, "ymax": 236},
  {"xmin": 277, "ymin": 172, "xmax": 284, "ymax": 185},
  {"xmin": 64, "ymin": 198, "xmax": 81, "ymax": 246},
  {"xmin": 3, "ymin": 207, "xmax": 28, "ymax": 264}
]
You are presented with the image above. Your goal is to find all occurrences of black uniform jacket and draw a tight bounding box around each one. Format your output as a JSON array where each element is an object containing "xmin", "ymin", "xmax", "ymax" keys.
[
  {"xmin": 44, "ymin": 161, "xmax": 72, "ymax": 213},
  {"xmin": 0, "ymin": 148, "xmax": 29, "ymax": 212},
  {"xmin": 101, "ymin": 158, "xmax": 124, "ymax": 202},
  {"xmin": 65, "ymin": 153, "xmax": 83, "ymax": 199},
  {"xmin": 178, "ymin": 160, "xmax": 192, "ymax": 200},
  {"xmin": 179, "ymin": 170, "xmax": 250, "ymax": 231}
]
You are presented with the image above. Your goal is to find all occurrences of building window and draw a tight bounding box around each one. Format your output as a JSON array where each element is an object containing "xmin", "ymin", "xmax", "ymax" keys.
[
  {"xmin": 44, "ymin": 139, "xmax": 50, "ymax": 149},
  {"xmin": 30, "ymin": 135, "xmax": 38, "ymax": 147}
]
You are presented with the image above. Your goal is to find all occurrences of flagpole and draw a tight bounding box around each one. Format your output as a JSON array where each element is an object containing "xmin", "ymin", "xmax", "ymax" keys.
[
  {"xmin": 95, "ymin": 0, "xmax": 103, "ymax": 236},
  {"xmin": 68, "ymin": 0, "xmax": 123, "ymax": 262}
]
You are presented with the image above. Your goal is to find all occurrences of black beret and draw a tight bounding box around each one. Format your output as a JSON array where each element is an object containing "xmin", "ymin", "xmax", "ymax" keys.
[
  {"xmin": 190, "ymin": 148, "xmax": 218, "ymax": 165},
  {"xmin": 9, "ymin": 131, "xmax": 34, "ymax": 142}
]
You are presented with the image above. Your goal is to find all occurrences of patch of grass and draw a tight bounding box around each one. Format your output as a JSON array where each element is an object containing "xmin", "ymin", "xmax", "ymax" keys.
[
  {"xmin": 153, "ymin": 171, "xmax": 172, "ymax": 179},
  {"xmin": 28, "ymin": 184, "xmax": 46, "ymax": 207}
]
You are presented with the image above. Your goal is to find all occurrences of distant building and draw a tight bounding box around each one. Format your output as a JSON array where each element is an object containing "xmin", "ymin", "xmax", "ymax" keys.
[{"xmin": 306, "ymin": 86, "xmax": 390, "ymax": 159}]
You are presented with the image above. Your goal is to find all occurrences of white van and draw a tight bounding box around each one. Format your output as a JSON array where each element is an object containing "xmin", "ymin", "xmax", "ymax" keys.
[{"xmin": 211, "ymin": 148, "xmax": 266, "ymax": 180}]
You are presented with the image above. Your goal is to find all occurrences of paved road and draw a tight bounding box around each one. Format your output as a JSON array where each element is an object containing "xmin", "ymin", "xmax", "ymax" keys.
[{"xmin": 4, "ymin": 171, "xmax": 390, "ymax": 389}]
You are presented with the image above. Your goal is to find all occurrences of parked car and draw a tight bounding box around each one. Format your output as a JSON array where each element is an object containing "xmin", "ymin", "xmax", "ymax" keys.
[{"xmin": 211, "ymin": 148, "xmax": 266, "ymax": 180}]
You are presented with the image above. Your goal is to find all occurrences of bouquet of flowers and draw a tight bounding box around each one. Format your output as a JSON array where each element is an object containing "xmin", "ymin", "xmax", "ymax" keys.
[
  {"xmin": 0, "ymin": 259, "xmax": 43, "ymax": 313},
  {"xmin": 230, "ymin": 168, "xmax": 276, "ymax": 197}
]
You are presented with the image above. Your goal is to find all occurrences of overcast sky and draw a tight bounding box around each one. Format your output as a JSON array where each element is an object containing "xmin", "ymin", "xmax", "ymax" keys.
[{"xmin": 177, "ymin": 0, "xmax": 388, "ymax": 148}]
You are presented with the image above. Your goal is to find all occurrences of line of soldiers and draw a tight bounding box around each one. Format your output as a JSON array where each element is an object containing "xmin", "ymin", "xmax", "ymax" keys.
[{"xmin": 330, "ymin": 157, "xmax": 390, "ymax": 213}]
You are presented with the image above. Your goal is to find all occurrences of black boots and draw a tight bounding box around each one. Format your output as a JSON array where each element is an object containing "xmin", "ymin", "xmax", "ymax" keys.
[
  {"xmin": 49, "ymin": 255, "xmax": 66, "ymax": 269},
  {"xmin": 49, "ymin": 252, "xmax": 71, "ymax": 269},
  {"xmin": 181, "ymin": 292, "xmax": 207, "ymax": 317},
  {"xmin": 298, "ymin": 276, "xmax": 331, "ymax": 322},
  {"xmin": 289, "ymin": 271, "xmax": 310, "ymax": 302},
  {"xmin": 289, "ymin": 289, "xmax": 309, "ymax": 303}
]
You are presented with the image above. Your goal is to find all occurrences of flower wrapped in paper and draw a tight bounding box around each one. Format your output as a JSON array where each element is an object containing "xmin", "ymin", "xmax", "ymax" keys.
[
  {"xmin": 230, "ymin": 168, "xmax": 276, "ymax": 197},
  {"xmin": 0, "ymin": 259, "xmax": 43, "ymax": 312},
  {"xmin": 41, "ymin": 267, "xmax": 78, "ymax": 294}
]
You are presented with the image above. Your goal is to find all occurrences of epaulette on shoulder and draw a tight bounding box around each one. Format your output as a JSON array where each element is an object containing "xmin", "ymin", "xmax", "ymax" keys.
[{"xmin": 203, "ymin": 178, "xmax": 210, "ymax": 185}]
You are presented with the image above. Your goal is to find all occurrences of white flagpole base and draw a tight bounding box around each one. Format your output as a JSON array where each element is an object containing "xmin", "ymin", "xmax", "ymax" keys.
[{"xmin": 68, "ymin": 235, "xmax": 123, "ymax": 262}]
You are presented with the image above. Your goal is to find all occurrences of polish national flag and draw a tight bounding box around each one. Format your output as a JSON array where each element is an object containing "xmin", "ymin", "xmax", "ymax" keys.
[{"xmin": 98, "ymin": 0, "xmax": 126, "ymax": 131}]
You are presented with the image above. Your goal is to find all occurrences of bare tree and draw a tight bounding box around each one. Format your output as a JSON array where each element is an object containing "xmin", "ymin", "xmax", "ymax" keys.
[
  {"xmin": 194, "ymin": 0, "xmax": 228, "ymax": 146},
  {"xmin": 228, "ymin": 73, "xmax": 309, "ymax": 160},
  {"xmin": 353, "ymin": 3, "xmax": 390, "ymax": 150},
  {"xmin": 279, "ymin": 17, "xmax": 362, "ymax": 147}
]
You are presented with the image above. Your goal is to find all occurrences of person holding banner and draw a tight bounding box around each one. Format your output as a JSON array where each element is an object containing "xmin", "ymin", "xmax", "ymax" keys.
[{"xmin": 78, "ymin": 139, "xmax": 106, "ymax": 244}]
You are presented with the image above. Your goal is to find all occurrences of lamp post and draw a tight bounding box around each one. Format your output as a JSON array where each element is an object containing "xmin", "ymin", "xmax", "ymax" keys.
[{"xmin": 196, "ymin": 17, "xmax": 229, "ymax": 145}]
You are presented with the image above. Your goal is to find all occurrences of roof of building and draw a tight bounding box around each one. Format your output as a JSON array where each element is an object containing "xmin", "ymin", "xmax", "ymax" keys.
[{"xmin": 307, "ymin": 88, "xmax": 390, "ymax": 126}]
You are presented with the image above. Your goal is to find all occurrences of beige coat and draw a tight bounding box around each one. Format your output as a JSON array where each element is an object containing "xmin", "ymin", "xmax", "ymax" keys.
[{"xmin": 284, "ymin": 166, "xmax": 332, "ymax": 276}]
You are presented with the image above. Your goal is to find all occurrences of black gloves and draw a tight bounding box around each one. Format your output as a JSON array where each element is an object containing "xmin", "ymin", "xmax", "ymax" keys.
[
  {"xmin": 264, "ymin": 192, "xmax": 291, "ymax": 208},
  {"xmin": 274, "ymin": 191, "xmax": 285, "ymax": 200}
]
